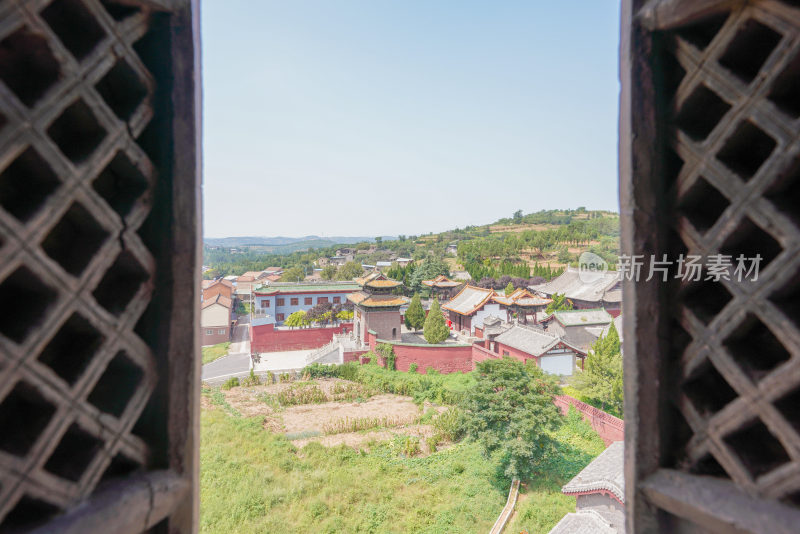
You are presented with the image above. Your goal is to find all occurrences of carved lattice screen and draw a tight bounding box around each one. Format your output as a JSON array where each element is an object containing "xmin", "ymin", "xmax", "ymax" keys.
[
  {"xmin": 622, "ymin": 0, "xmax": 800, "ymax": 532},
  {"xmin": 0, "ymin": 0, "xmax": 199, "ymax": 532}
]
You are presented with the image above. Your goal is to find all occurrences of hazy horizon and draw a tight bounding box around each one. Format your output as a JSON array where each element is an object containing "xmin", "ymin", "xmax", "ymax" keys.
[{"xmin": 202, "ymin": 1, "xmax": 621, "ymax": 238}]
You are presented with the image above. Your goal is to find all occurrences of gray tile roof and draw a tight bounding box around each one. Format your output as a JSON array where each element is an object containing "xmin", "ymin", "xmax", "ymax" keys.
[
  {"xmin": 494, "ymin": 324, "xmax": 561, "ymax": 356},
  {"xmin": 550, "ymin": 510, "xmax": 618, "ymax": 534},
  {"xmin": 442, "ymin": 285, "xmax": 495, "ymax": 315},
  {"xmin": 548, "ymin": 510, "xmax": 618, "ymax": 534},
  {"xmin": 554, "ymin": 308, "xmax": 614, "ymax": 327},
  {"xmin": 530, "ymin": 267, "xmax": 621, "ymax": 303},
  {"xmin": 562, "ymin": 441, "xmax": 625, "ymax": 502}
]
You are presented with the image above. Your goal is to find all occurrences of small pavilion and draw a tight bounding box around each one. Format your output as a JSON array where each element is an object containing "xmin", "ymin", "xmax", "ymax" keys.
[{"xmin": 422, "ymin": 275, "xmax": 462, "ymax": 300}]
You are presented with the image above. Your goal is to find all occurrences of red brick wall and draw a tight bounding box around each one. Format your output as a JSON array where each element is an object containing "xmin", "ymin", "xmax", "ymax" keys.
[
  {"xmin": 250, "ymin": 323, "xmax": 353, "ymax": 352},
  {"xmin": 374, "ymin": 342, "xmax": 474, "ymax": 373},
  {"xmin": 554, "ymin": 394, "xmax": 624, "ymax": 446},
  {"xmin": 495, "ymin": 342, "xmax": 537, "ymax": 364},
  {"xmin": 343, "ymin": 350, "xmax": 368, "ymax": 363},
  {"xmin": 471, "ymin": 343, "xmax": 499, "ymax": 368}
]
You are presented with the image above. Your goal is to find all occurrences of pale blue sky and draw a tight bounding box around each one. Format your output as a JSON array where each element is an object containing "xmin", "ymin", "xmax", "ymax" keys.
[{"xmin": 201, "ymin": 1, "xmax": 621, "ymax": 238}]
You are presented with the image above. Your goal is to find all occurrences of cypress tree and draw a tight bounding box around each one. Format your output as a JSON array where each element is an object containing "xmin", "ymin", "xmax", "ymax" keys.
[
  {"xmin": 423, "ymin": 298, "xmax": 450, "ymax": 344},
  {"xmin": 405, "ymin": 293, "xmax": 426, "ymax": 331}
]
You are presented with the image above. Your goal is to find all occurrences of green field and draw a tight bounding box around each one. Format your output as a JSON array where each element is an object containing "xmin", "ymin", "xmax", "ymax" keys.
[
  {"xmin": 201, "ymin": 342, "xmax": 231, "ymax": 365},
  {"xmin": 200, "ymin": 375, "xmax": 605, "ymax": 533}
]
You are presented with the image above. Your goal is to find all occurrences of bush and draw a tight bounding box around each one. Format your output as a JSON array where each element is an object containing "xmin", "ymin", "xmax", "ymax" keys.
[
  {"xmin": 408, "ymin": 363, "xmax": 418, "ymax": 373},
  {"xmin": 433, "ymin": 407, "xmax": 466, "ymax": 442},
  {"xmin": 240, "ymin": 369, "xmax": 261, "ymax": 387},
  {"xmin": 279, "ymin": 373, "xmax": 292, "ymax": 383},
  {"xmin": 376, "ymin": 343, "xmax": 396, "ymax": 370},
  {"xmin": 222, "ymin": 376, "xmax": 240, "ymax": 390},
  {"xmin": 275, "ymin": 384, "xmax": 327, "ymax": 406},
  {"xmin": 402, "ymin": 436, "xmax": 421, "ymax": 457}
]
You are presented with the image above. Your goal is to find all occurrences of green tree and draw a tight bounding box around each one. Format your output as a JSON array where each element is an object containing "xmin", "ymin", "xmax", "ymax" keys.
[
  {"xmin": 281, "ymin": 266, "xmax": 305, "ymax": 282},
  {"xmin": 504, "ymin": 282, "xmax": 515, "ymax": 295},
  {"xmin": 569, "ymin": 322, "xmax": 623, "ymax": 416},
  {"xmin": 545, "ymin": 293, "xmax": 573, "ymax": 314},
  {"xmin": 335, "ymin": 261, "xmax": 364, "ymax": 280},
  {"xmin": 461, "ymin": 357, "xmax": 561, "ymax": 480},
  {"xmin": 408, "ymin": 258, "xmax": 450, "ymax": 292},
  {"xmin": 404, "ymin": 293, "xmax": 426, "ymax": 331},
  {"xmin": 321, "ymin": 264, "xmax": 337, "ymax": 280},
  {"xmin": 284, "ymin": 310, "xmax": 308, "ymax": 328},
  {"xmin": 423, "ymin": 298, "xmax": 449, "ymax": 344},
  {"xmin": 512, "ymin": 209, "xmax": 523, "ymax": 224}
]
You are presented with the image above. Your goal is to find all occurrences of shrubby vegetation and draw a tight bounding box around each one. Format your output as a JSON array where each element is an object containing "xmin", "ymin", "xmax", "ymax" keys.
[{"xmin": 569, "ymin": 323, "xmax": 623, "ymax": 417}]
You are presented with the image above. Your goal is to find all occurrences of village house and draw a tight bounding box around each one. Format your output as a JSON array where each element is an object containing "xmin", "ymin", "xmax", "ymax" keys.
[
  {"xmin": 550, "ymin": 441, "xmax": 625, "ymax": 533},
  {"xmin": 530, "ymin": 266, "xmax": 621, "ymax": 315},
  {"xmin": 252, "ymin": 281, "xmax": 361, "ymax": 326},
  {"xmin": 201, "ymin": 294, "xmax": 233, "ymax": 346},
  {"xmin": 201, "ymin": 278, "xmax": 233, "ymax": 302}
]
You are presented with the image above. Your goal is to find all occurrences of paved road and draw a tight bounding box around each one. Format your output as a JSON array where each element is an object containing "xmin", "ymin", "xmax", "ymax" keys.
[{"xmin": 202, "ymin": 323, "xmax": 251, "ymax": 383}]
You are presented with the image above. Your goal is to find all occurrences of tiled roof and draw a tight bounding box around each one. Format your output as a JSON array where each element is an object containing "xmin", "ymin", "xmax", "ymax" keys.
[
  {"xmin": 562, "ymin": 441, "xmax": 625, "ymax": 502},
  {"xmin": 201, "ymin": 280, "xmax": 214, "ymax": 289},
  {"xmin": 201, "ymin": 293, "xmax": 232, "ymax": 310},
  {"xmin": 264, "ymin": 266, "xmax": 282, "ymax": 272},
  {"xmin": 554, "ymin": 308, "xmax": 614, "ymax": 327},
  {"xmin": 265, "ymin": 274, "xmax": 281, "ymax": 282},
  {"xmin": 547, "ymin": 510, "xmax": 617, "ymax": 534},
  {"xmin": 530, "ymin": 267, "xmax": 621, "ymax": 303},
  {"xmin": 494, "ymin": 324, "xmax": 561, "ymax": 356},
  {"xmin": 441, "ymin": 285, "xmax": 496, "ymax": 315},
  {"xmin": 254, "ymin": 282, "xmax": 360, "ymax": 295},
  {"xmin": 365, "ymin": 279, "xmax": 403, "ymax": 289},
  {"xmin": 354, "ymin": 271, "xmax": 384, "ymax": 286},
  {"xmin": 492, "ymin": 288, "xmax": 552, "ymax": 307},
  {"xmin": 347, "ymin": 292, "xmax": 409, "ymax": 308},
  {"xmin": 422, "ymin": 275, "xmax": 461, "ymax": 288},
  {"xmin": 236, "ymin": 274, "xmax": 255, "ymax": 282}
]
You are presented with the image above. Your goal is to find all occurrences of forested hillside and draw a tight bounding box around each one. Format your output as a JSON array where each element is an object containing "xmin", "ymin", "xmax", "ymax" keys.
[{"xmin": 203, "ymin": 208, "xmax": 620, "ymax": 281}]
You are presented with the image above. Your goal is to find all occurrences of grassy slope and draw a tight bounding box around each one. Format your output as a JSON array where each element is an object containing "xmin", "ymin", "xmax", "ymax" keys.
[
  {"xmin": 505, "ymin": 408, "xmax": 607, "ymax": 533},
  {"xmin": 201, "ymin": 409, "xmax": 505, "ymax": 533},
  {"xmin": 200, "ymin": 384, "xmax": 606, "ymax": 534},
  {"xmin": 202, "ymin": 342, "xmax": 231, "ymax": 365}
]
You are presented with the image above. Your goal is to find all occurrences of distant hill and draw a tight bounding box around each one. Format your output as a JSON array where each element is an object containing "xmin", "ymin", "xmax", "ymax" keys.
[{"xmin": 203, "ymin": 235, "xmax": 396, "ymax": 249}]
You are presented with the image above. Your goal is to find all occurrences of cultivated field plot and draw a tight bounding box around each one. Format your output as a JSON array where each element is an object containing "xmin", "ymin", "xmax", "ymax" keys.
[{"xmin": 213, "ymin": 378, "xmax": 445, "ymax": 452}]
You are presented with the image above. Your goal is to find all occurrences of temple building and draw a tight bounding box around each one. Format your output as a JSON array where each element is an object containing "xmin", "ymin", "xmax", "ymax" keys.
[
  {"xmin": 544, "ymin": 308, "xmax": 614, "ymax": 353},
  {"xmin": 442, "ymin": 285, "xmax": 554, "ymax": 335},
  {"xmin": 422, "ymin": 275, "xmax": 463, "ymax": 300},
  {"xmin": 441, "ymin": 285, "xmax": 499, "ymax": 335},
  {"xmin": 492, "ymin": 288, "xmax": 552, "ymax": 324},
  {"xmin": 530, "ymin": 266, "xmax": 622, "ymax": 315},
  {"xmin": 349, "ymin": 272, "xmax": 409, "ymax": 343}
]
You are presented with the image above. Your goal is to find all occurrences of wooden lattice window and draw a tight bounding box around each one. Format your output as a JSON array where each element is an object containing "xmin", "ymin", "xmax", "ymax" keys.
[
  {"xmin": 622, "ymin": 0, "xmax": 800, "ymax": 531},
  {"xmin": 0, "ymin": 0, "xmax": 200, "ymax": 532}
]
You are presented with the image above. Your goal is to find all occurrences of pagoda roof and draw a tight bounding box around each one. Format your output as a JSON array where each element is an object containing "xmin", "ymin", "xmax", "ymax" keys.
[
  {"xmin": 441, "ymin": 285, "xmax": 496, "ymax": 316},
  {"xmin": 354, "ymin": 270, "xmax": 385, "ymax": 287},
  {"xmin": 492, "ymin": 288, "xmax": 552, "ymax": 307},
  {"xmin": 348, "ymin": 291, "xmax": 409, "ymax": 308},
  {"xmin": 422, "ymin": 275, "xmax": 462, "ymax": 288}
]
